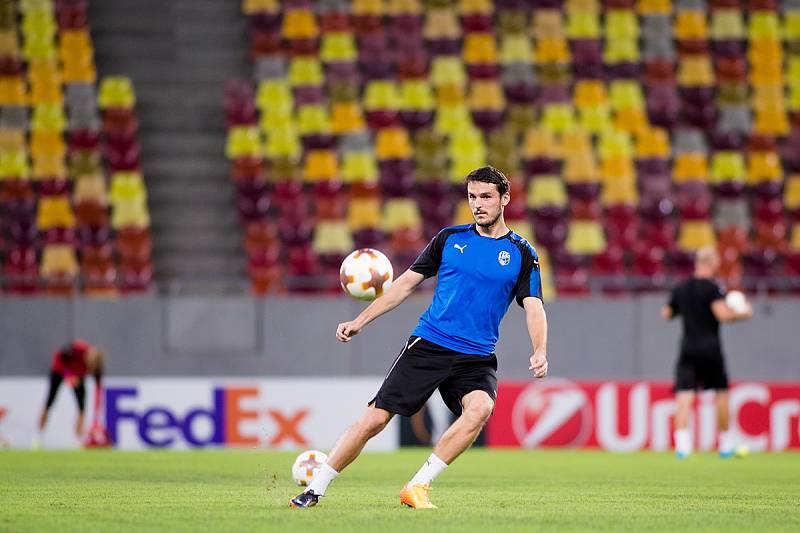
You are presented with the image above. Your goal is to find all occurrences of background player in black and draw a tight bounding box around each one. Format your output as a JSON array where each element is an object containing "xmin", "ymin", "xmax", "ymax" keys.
[{"xmin": 662, "ymin": 247, "xmax": 753, "ymax": 458}]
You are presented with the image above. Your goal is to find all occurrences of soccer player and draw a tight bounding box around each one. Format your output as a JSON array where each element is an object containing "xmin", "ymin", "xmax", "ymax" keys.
[
  {"xmin": 662, "ymin": 247, "xmax": 753, "ymax": 459},
  {"xmin": 34, "ymin": 339, "xmax": 105, "ymax": 448},
  {"xmin": 290, "ymin": 166, "xmax": 548, "ymax": 509}
]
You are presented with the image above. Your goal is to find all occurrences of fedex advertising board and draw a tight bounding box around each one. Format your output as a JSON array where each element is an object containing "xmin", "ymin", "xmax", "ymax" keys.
[{"xmin": 0, "ymin": 377, "xmax": 397, "ymax": 450}]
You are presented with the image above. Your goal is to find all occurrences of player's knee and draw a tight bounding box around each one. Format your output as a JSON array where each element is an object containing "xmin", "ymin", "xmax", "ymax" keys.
[
  {"xmin": 359, "ymin": 408, "xmax": 391, "ymax": 436},
  {"xmin": 464, "ymin": 396, "xmax": 494, "ymax": 425}
]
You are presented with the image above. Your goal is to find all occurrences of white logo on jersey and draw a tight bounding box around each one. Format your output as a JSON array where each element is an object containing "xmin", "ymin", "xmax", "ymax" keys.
[
  {"xmin": 453, "ymin": 244, "xmax": 467, "ymax": 254},
  {"xmin": 498, "ymin": 250, "xmax": 511, "ymax": 266}
]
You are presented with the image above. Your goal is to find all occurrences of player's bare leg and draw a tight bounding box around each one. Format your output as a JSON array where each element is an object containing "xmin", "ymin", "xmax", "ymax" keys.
[
  {"xmin": 715, "ymin": 390, "xmax": 735, "ymax": 457},
  {"xmin": 75, "ymin": 411, "xmax": 85, "ymax": 440},
  {"xmin": 290, "ymin": 405, "xmax": 392, "ymax": 508},
  {"xmin": 674, "ymin": 391, "xmax": 695, "ymax": 458},
  {"xmin": 401, "ymin": 391, "xmax": 494, "ymax": 509}
]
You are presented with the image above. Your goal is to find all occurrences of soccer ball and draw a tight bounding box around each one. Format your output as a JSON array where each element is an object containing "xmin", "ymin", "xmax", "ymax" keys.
[
  {"xmin": 292, "ymin": 450, "xmax": 328, "ymax": 486},
  {"xmin": 725, "ymin": 290, "xmax": 748, "ymax": 314},
  {"xmin": 339, "ymin": 248, "xmax": 393, "ymax": 301}
]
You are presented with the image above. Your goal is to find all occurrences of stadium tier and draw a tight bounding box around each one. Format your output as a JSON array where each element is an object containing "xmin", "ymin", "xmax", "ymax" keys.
[
  {"xmin": 226, "ymin": 0, "xmax": 800, "ymax": 296},
  {"xmin": 0, "ymin": 0, "xmax": 153, "ymax": 296}
]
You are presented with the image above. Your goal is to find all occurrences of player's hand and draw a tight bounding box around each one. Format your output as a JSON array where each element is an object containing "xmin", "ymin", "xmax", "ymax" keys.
[
  {"xmin": 66, "ymin": 376, "xmax": 78, "ymax": 388},
  {"xmin": 336, "ymin": 321, "xmax": 361, "ymax": 342},
  {"xmin": 529, "ymin": 351, "xmax": 548, "ymax": 379}
]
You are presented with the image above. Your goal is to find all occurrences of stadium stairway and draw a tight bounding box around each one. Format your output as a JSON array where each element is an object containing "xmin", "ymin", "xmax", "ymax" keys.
[{"xmin": 89, "ymin": 0, "xmax": 250, "ymax": 291}]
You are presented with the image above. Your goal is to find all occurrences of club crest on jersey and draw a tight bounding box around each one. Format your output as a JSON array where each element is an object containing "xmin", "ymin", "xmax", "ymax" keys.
[{"xmin": 498, "ymin": 250, "xmax": 511, "ymax": 266}]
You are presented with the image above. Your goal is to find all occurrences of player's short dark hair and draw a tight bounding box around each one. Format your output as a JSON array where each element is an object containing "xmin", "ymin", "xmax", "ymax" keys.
[{"xmin": 465, "ymin": 166, "xmax": 510, "ymax": 196}]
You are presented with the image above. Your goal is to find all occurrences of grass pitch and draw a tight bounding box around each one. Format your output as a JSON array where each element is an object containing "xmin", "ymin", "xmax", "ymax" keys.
[{"xmin": 1, "ymin": 449, "xmax": 798, "ymax": 532}]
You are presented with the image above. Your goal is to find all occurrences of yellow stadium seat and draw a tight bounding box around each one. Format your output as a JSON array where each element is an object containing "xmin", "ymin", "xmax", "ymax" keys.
[
  {"xmin": 458, "ymin": 0, "xmax": 493, "ymax": 15},
  {"xmin": 566, "ymin": 11, "xmax": 601, "ymax": 39},
  {"xmin": 288, "ymin": 58, "xmax": 323, "ymax": 87},
  {"xmin": 348, "ymin": 197, "xmax": 382, "ymax": 230},
  {"xmin": 382, "ymin": 198, "xmax": 422, "ymax": 232},
  {"xmin": 785, "ymin": 175, "xmax": 800, "ymax": 212},
  {"xmin": 98, "ymin": 77, "xmax": 135, "ymax": 109},
  {"xmin": 29, "ymin": 79, "xmax": 62, "ymax": 105},
  {"xmin": 434, "ymin": 105, "xmax": 473, "ymax": 135},
  {"xmin": 0, "ymin": 29, "xmax": 20, "ymax": 58},
  {"xmin": 388, "ymin": 0, "xmax": 422, "ymax": 16},
  {"xmin": 450, "ymin": 153, "xmax": 487, "ymax": 182},
  {"xmin": 264, "ymin": 128, "xmax": 301, "ymax": 160},
  {"xmin": 563, "ymin": 152, "xmax": 600, "ymax": 183},
  {"xmin": 0, "ymin": 129, "xmax": 25, "ymax": 152},
  {"xmin": 255, "ymin": 80, "xmax": 292, "ymax": 112},
  {"xmin": 614, "ymin": 108, "xmax": 649, "ymax": 134},
  {"xmin": 634, "ymin": 128, "xmax": 670, "ymax": 158},
  {"xmin": 330, "ymin": 101, "xmax": 365, "ymax": 134},
  {"xmin": 400, "ymin": 80, "xmax": 435, "ymax": 111},
  {"xmin": 32, "ymin": 154, "xmax": 65, "ymax": 178},
  {"xmin": 749, "ymin": 12, "xmax": 780, "ymax": 40},
  {"xmin": 0, "ymin": 76, "xmax": 27, "ymax": 106},
  {"xmin": 560, "ymin": 129, "xmax": 592, "ymax": 154},
  {"xmin": 109, "ymin": 171, "xmax": 146, "ymax": 204},
  {"xmin": 603, "ymin": 39, "xmax": 639, "ymax": 64},
  {"xmin": 597, "ymin": 129, "xmax": 633, "ymax": 159},
  {"xmin": 468, "ymin": 80, "xmax": 505, "ymax": 111},
  {"xmin": 73, "ymin": 173, "xmax": 107, "ymax": 205},
  {"xmin": 600, "ymin": 156, "xmax": 636, "ymax": 182},
  {"xmin": 637, "ymin": 0, "xmax": 671, "ymax": 15},
  {"xmin": 535, "ymin": 37, "xmax": 570, "ymax": 64},
  {"xmin": 540, "ymin": 103, "xmax": 575, "ymax": 132},
  {"xmin": 753, "ymin": 108, "xmax": 789, "ymax": 136},
  {"xmin": 281, "ymin": 9, "xmax": 318, "ymax": 40},
  {"xmin": 320, "ymin": 32, "xmax": 356, "ymax": 62},
  {"xmin": 578, "ymin": 106, "xmax": 612, "ymax": 133},
  {"xmin": 532, "ymin": 10, "xmax": 565, "ymax": 39},
  {"xmin": 566, "ymin": 220, "xmax": 606, "ymax": 255},
  {"xmin": 312, "ymin": 221, "xmax": 353, "ymax": 255},
  {"xmin": 111, "ymin": 200, "xmax": 150, "ymax": 230},
  {"xmin": 501, "ymin": 35, "xmax": 533, "ymax": 64},
  {"xmin": 605, "ymin": 9, "xmax": 639, "ymax": 40},
  {"xmin": 609, "ymin": 80, "xmax": 644, "ymax": 110},
  {"xmin": 0, "ymin": 150, "xmax": 30, "ymax": 178},
  {"xmin": 364, "ymin": 80, "xmax": 400, "ymax": 110},
  {"xmin": 573, "ymin": 80, "xmax": 607, "ymax": 108},
  {"xmin": 375, "ymin": 127, "xmax": 412, "ymax": 160},
  {"xmin": 791, "ymin": 223, "xmax": 800, "ymax": 252},
  {"xmin": 463, "ymin": 33, "xmax": 498, "ymax": 64},
  {"xmin": 23, "ymin": 34, "xmax": 55, "ymax": 60},
  {"xmin": 678, "ymin": 56, "xmax": 715, "ymax": 87},
  {"xmin": 785, "ymin": 12, "xmax": 800, "ymax": 41},
  {"xmin": 522, "ymin": 127, "xmax": 560, "ymax": 160},
  {"xmin": 601, "ymin": 178, "xmax": 638, "ymax": 205},
  {"xmin": 27, "ymin": 58, "xmax": 60, "ymax": 84},
  {"xmin": 241, "ymin": 0, "xmax": 279, "ymax": 15},
  {"xmin": 452, "ymin": 200, "xmax": 474, "ymax": 225},
  {"xmin": 430, "ymin": 56, "xmax": 467, "ymax": 88},
  {"xmin": 674, "ymin": 10, "xmax": 708, "ymax": 40},
  {"xmin": 678, "ymin": 220, "xmax": 716, "ymax": 252},
  {"xmin": 29, "ymin": 130, "xmax": 65, "ymax": 157},
  {"xmin": 423, "ymin": 8, "xmax": 461, "ymax": 40},
  {"xmin": 303, "ymin": 150, "xmax": 338, "ymax": 181},
  {"xmin": 747, "ymin": 151, "xmax": 783, "ymax": 184},
  {"xmin": 673, "ymin": 153, "xmax": 709, "ymax": 183},
  {"xmin": 342, "ymin": 152, "xmax": 377, "ymax": 183},
  {"xmin": 711, "ymin": 10, "xmax": 744, "ymax": 40},
  {"xmin": 566, "ymin": 0, "xmax": 599, "ymax": 12},
  {"xmin": 226, "ymin": 126, "xmax": 261, "ymax": 159},
  {"xmin": 40, "ymin": 245, "xmax": 78, "ymax": 278},
  {"xmin": 353, "ymin": 0, "xmax": 385, "ymax": 15},
  {"xmin": 710, "ymin": 151, "xmax": 745, "ymax": 183},
  {"xmin": 297, "ymin": 105, "xmax": 331, "ymax": 135},
  {"xmin": 437, "ymin": 84, "xmax": 466, "ymax": 107},
  {"xmin": 37, "ymin": 196, "xmax": 75, "ymax": 229},
  {"xmin": 527, "ymin": 176, "xmax": 567, "ymax": 209}
]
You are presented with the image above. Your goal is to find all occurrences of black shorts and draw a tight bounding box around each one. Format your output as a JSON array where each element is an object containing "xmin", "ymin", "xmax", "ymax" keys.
[
  {"xmin": 674, "ymin": 357, "xmax": 729, "ymax": 392},
  {"xmin": 44, "ymin": 371, "xmax": 86, "ymax": 411},
  {"xmin": 370, "ymin": 336, "xmax": 498, "ymax": 418}
]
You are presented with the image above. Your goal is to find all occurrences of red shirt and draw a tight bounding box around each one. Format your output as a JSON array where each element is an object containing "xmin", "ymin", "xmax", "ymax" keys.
[{"xmin": 51, "ymin": 340, "xmax": 90, "ymax": 378}]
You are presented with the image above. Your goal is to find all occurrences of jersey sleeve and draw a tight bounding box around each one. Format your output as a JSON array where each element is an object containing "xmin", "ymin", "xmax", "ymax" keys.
[
  {"xmin": 410, "ymin": 229, "xmax": 450, "ymax": 278},
  {"xmin": 515, "ymin": 248, "xmax": 543, "ymax": 306},
  {"xmin": 707, "ymin": 280, "xmax": 724, "ymax": 304},
  {"xmin": 51, "ymin": 351, "xmax": 64, "ymax": 374}
]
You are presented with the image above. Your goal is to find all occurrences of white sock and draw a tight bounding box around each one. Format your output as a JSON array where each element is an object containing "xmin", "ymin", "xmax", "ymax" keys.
[
  {"xmin": 306, "ymin": 463, "xmax": 339, "ymax": 496},
  {"xmin": 675, "ymin": 429, "xmax": 692, "ymax": 455},
  {"xmin": 719, "ymin": 430, "xmax": 734, "ymax": 454},
  {"xmin": 409, "ymin": 453, "xmax": 448, "ymax": 486}
]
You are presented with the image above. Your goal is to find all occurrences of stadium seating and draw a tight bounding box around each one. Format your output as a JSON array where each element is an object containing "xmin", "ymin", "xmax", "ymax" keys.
[
  {"xmin": 0, "ymin": 0, "xmax": 153, "ymax": 296},
  {"xmin": 228, "ymin": 0, "xmax": 797, "ymax": 296}
]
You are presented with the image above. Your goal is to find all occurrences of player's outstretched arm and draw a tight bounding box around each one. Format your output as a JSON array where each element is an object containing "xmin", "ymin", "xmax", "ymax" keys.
[
  {"xmin": 523, "ymin": 297, "xmax": 548, "ymax": 378},
  {"xmin": 336, "ymin": 269, "xmax": 426, "ymax": 342},
  {"xmin": 711, "ymin": 299, "xmax": 754, "ymax": 322}
]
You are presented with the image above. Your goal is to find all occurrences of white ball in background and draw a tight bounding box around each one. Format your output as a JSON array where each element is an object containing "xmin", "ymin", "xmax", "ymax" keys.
[{"xmin": 725, "ymin": 290, "xmax": 748, "ymax": 314}]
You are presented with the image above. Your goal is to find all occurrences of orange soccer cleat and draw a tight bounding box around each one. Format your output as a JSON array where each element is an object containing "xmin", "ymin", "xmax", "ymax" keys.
[{"xmin": 399, "ymin": 483, "xmax": 437, "ymax": 509}]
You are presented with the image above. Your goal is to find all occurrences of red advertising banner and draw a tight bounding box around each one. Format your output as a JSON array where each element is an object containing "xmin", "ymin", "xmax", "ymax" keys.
[{"xmin": 487, "ymin": 380, "xmax": 800, "ymax": 452}]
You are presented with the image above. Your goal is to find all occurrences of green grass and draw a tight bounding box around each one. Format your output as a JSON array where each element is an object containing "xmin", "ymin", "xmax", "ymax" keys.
[{"xmin": 1, "ymin": 449, "xmax": 799, "ymax": 532}]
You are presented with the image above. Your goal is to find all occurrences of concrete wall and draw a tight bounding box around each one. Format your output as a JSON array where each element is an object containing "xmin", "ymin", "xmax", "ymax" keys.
[{"xmin": 1, "ymin": 295, "xmax": 798, "ymax": 381}]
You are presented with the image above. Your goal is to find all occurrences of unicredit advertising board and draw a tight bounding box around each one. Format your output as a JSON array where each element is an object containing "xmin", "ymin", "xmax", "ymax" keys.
[
  {"xmin": 487, "ymin": 380, "xmax": 800, "ymax": 452},
  {"xmin": 0, "ymin": 377, "xmax": 397, "ymax": 450}
]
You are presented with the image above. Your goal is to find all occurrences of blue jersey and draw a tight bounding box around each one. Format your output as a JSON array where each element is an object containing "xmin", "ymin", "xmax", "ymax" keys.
[{"xmin": 410, "ymin": 224, "xmax": 542, "ymax": 356}]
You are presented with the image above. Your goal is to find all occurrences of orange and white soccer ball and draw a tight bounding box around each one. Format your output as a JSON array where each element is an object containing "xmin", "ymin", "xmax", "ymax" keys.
[
  {"xmin": 339, "ymin": 248, "xmax": 394, "ymax": 301},
  {"xmin": 292, "ymin": 450, "xmax": 328, "ymax": 486}
]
